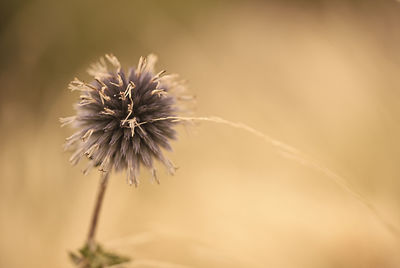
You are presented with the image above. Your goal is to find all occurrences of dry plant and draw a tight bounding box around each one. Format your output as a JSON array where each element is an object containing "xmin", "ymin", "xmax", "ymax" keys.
[
  {"xmin": 61, "ymin": 54, "xmax": 400, "ymax": 267},
  {"xmin": 61, "ymin": 54, "xmax": 192, "ymax": 267}
]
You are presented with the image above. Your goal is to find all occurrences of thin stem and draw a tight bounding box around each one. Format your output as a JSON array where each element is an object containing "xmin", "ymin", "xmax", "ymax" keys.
[
  {"xmin": 138, "ymin": 115, "xmax": 400, "ymax": 239},
  {"xmin": 87, "ymin": 173, "xmax": 109, "ymax": 251}
]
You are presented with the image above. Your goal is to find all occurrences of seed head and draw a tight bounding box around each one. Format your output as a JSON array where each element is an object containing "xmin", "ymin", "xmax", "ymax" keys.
[{"xmin": 61, "ymin": 54, "xmax": 191, "ymax": 186}]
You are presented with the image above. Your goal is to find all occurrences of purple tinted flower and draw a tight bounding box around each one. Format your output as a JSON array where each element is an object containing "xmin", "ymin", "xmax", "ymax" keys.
[{"xmin": 61, "ymin": 54, "xmax": 191, "ymax": 186}]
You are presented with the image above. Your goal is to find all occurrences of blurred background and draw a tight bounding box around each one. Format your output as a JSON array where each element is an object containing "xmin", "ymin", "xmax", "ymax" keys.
[{"xmin": 2, "ymin": 0, "xmax": 400, "ymax": 267}]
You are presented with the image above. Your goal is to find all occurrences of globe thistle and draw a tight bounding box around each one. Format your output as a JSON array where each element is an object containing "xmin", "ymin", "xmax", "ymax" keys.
[{"xmin": 61, "ymin": 54, "xmax": 191, "ymax": 186}]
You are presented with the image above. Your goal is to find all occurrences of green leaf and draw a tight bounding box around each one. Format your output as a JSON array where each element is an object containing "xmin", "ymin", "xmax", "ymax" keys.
[{"xmin": 69, "ymin": 243, "xmax": 130, "ymax": 268}]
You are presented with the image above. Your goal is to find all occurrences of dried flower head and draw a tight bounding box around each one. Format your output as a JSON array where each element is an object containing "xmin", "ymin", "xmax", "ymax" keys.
[{"xmin": 61, "ymin": 54, "xmax": 192, "ymax": 186}]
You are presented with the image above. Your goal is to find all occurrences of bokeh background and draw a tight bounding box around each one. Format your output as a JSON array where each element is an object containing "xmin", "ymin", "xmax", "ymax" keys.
[{"xmin": 2, "ymin": 0, "xmax": 400, "ymax": 267}]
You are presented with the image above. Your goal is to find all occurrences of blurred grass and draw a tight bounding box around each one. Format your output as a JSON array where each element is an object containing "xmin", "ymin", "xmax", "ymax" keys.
[{"xmin": 2, "ymin": 0, "xmax": 400, "ymax": 267}]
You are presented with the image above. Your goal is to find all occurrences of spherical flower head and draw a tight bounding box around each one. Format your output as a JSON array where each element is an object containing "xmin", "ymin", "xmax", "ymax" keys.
[{"xmin": 61, "ymin": 54, "xmax": 191, "ymax": 186}]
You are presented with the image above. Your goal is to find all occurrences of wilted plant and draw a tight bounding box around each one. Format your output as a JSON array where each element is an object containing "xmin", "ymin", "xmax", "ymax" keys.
[
  {"xmin": 61, "ymin": 54, "xmax": 192, "ymax": 267},
  {"xmin": 62, "ymin": 54, "xmax": 400, "ymax": 267}
]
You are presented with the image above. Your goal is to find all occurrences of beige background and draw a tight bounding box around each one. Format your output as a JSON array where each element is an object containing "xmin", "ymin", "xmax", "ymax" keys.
[{"xmin": 1, "ymin": 0, "xmax": 400, "ymax": 267}]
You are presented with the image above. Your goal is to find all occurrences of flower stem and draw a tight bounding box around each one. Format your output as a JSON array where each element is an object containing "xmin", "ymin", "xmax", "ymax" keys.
[{"xmin": 87, "ymin": 173, "xmax": 109, "ymax": 251}]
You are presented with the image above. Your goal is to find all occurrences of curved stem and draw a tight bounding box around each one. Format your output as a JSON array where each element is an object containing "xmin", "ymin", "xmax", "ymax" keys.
[
  {"xmin": 138, "ymin": 115, "xmax": 400, "ymax": 239},
  {"xmin": 87, "ymin": 173, "xmax": 109, "ymax": 251}
]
